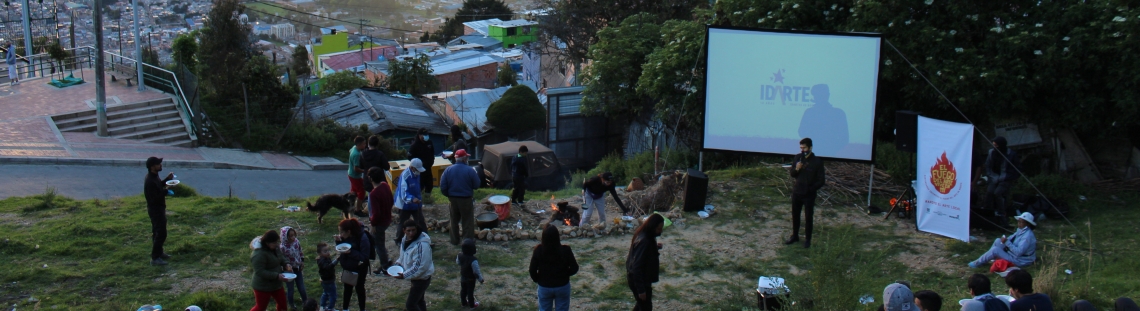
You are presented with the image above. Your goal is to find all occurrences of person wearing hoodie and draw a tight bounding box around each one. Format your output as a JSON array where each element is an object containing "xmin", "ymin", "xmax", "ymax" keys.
[
  {"xmin": 334, "ymin": 219, "xmax": 371, "ymax": 311},
  {"xmin": 409, "ymin": 129, "xmax": 436, "ymax": 196},
  {"xmin": 984, "ymin": 136, "xmax": 1021, "ymax": 226},
  {"xmin": 279, "ymin": 227, "xmax": 308, "ymax": 310},
  {"xmin": 394, "ymin": 158, "xmax": 428, "ymax": 246},
  {"xmin": 359, "ymin": 135, "xmax": 389, "ymax": 194},
  {"xmin": 394, "ymin": 220, "xmax": 435, "ymax": 311},
  {"xmin": 367, "ymin": 167, "xmax": 394, "ymax": 275},
  {"xmin": 626, "ymin": 214, "xmax": 665, "ymax": 311},
  {"xmin": 250, "ymin": 230, "xmax": 291, "ymax": 311},
  {"xmin": 455, "ymin": 238, "xmax": 485, "ymax": 309}
]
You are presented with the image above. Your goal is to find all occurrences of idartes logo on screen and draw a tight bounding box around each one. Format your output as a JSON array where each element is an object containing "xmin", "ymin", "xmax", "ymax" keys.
[{"xmin": 758, "ymin": 69, "xmax": 814, "ymax": 107}]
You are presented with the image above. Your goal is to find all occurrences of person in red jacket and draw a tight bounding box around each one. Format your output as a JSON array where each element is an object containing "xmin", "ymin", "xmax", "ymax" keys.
[{"xmin": 367, "ymin": 167, "xmax": 394, "ymax": 275}]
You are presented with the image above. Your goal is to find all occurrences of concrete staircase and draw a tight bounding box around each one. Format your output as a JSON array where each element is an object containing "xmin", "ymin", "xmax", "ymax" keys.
[{"xmin": 51, "ymin": 97, "xmax": 196, "ymax": 147}]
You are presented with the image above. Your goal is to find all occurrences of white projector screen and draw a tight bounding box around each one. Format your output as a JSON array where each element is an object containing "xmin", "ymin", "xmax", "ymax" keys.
[{"xmin": 702, "ymin": 27, "xmax": 882, "ymax": 162}]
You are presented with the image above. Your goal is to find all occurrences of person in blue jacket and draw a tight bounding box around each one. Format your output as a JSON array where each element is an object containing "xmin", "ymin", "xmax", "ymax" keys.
[
  {"xmin": 970, "ymin": 212, "xmax": 1037, "ymax": 269},
  {"xmin": 440, "ymin": 149, "xmax": 480, "ymax": 246},
  {"xmin": 394, "ymin": 158, "xmax": 428, "ymax": 245}
]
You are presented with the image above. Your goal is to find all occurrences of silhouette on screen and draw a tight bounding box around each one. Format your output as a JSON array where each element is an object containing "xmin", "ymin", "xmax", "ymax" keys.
[{"xmin": 798, "ymin": 84, "xmax": 849, "ymax": 156}]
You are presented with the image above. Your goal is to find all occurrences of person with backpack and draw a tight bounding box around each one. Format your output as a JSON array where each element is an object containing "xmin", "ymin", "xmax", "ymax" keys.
[{"xmin": 334, "ymin": 219, "xmax": 372, "ymax": 311}]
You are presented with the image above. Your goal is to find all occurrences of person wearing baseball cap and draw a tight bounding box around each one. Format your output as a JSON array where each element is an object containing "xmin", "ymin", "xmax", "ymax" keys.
[
  {"xmin": 144, "ymin": 156, "xmax": 175, "ymax": 265},
  {"xmin": 883, "ymin": 283, "xmax": 916, "ymax": 311},
  {"xmin": 580, "ymin": 172, "xmax": 629, "ymax": 226},
  {"xmin": 394, "ymin": 158, "xmax": 428, "ymax": 244},
  {"xmin": 969, "ymin": 212, "xmax": 1037, "ymax": 269},
  {"xmin": 440, "ymin": 149, "xmax": 480, "ymax": 245}
]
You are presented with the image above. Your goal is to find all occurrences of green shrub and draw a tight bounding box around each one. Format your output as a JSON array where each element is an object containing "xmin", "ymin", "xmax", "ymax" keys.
[
  {"xmin": 281, "ymin": 119, "xmax": 406, "ymax": 159},
  {"xmin": 170, "ymin": 183, "xmax": 198, "ymax": 197},
  {"xmin": 1012, "ymin": 174, "xmax": 1089, "ymax": 201},
  {"xmin": 22, "ymin": 186, "xmax": 78, "ymax": 213},
  {"xmin": 583, "ymin": 148, "xmax": 698, "ymax": 185},
  {"xmin": 875, "ymin": 142, "xmax": 917, "ymax": 185}
]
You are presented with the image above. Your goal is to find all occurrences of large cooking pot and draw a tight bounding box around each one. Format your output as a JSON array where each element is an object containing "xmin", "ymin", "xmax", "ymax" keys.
[{"xmin": 476, "ymin": 212, "xmax": 500, "ymax": 229}]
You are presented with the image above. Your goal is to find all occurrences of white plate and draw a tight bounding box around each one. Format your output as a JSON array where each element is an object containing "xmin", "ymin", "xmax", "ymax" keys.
[
  {"xmin": 335, "ymin": 243, "xmax": 352, "ymax": 253},
  {"xmin": 704, "ymin": 204, "xmax": 715, "ymax": 212},
  {"xmin": 166, "ymin": 180, "xmax": 180, "ymax": 186},
  {"xmin": 387, "ymin": 265, "xmax": 404, "ymax": 276},
  {"xmin": 282, "ymin": 273, "xmax": 297, "ymax": 280},
  {"xmin": 959, "ymin": 299, "xmax": 972, "ymax": 306},
  {"xmin": 442, "ymin": 151, "xmax": 454, "ymax": 157},
  {"xmin": 697, "ymin": 211, "xmax": 709, "ymax": 218}
]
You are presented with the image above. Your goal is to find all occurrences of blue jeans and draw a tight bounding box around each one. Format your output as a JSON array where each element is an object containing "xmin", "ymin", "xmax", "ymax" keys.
[
  {"xmin": 537, "ymin": 283, "xmax": 571, "ymax": 311},
  {"xmin": 320, "ymin": 281, "xmax": 337, "ymax": 310},
  {"xmin": 285, "ymin": 267, "xmax": 308, "ymax": 307}
]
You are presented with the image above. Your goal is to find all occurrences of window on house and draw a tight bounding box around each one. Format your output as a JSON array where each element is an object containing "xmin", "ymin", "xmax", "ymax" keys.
[
  {"xmin": 522, "ymin": 26, "xmax": 531, "ymax": 34},
  {"xmin": 507, "ymin": 27, "xmax": 517, "ymax": 36},
  {"xmin": 557, "ymin": 95, "xmax": 582, "ymax": 116}
]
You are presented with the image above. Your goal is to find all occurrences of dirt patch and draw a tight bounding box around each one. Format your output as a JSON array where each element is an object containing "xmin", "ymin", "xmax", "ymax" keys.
[{"xmin": 166, "ymin": 269, "xmax": 247, "ymax": 294}]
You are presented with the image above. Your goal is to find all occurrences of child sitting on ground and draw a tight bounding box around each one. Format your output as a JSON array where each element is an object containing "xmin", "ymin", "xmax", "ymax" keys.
[
  {"xmin": 456, "ymin": 238, "xmax": 485, "ymax": 309},
  {"xmin": 315, "ymin": 242, "xmax": 339, "ymax": 311}
]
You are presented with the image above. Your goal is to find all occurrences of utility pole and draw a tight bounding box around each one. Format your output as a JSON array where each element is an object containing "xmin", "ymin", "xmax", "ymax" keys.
[
  {"xmin": 69, "ymin": 10, "xmax": 75, "ymax": 49},
  {"xmin": 94, "ymin": 0, "xmax": 108, "ymax": 136},
  {"xmin": 359, "ymin": 18, "xmax": 365, "ymax": 70},
  {"xmin": 21, "ymin": 0, "xmax": 34, "ymax": 77},
  {"xmin": 243, "ymin": 82, "xmax": 250, "ymax": 139},
  {"xmin": 133, "ymin": 0, "xmax": 143, "ymax": 90}
]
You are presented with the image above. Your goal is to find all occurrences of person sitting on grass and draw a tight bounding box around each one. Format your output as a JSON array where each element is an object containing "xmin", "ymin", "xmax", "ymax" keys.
[
  {"xmin": 969, "ymin": 213, "xmax": 1037, "ymax": 269},
  {"xmin": 883, "ymin": 282, "xmax": 915, "ymax": 311},
  {"xmin": 1004, "ymin": 269, "xmax": 1053, "ymax": 311},
  {"xmin": 915, "ymin": 289, "xmax": 943, "ymax": 311},
  {"xmin": 966, "ymin": 274, "xmax": 1009, "ymax": 311}
]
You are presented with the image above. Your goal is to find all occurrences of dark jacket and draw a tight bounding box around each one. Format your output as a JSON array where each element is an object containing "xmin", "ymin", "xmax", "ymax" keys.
[
  {"xmin": 250, "ymin": 247, "xmax": 287, "ymax": 292},
  {"xmin": 338, "ymin": 233, "xmax": 371, "ymax": 273},
  {"xmin": 789, "ymin": 153, "xmax": 825, "ymax": 195},
  {"xmin": 582, "ymin": 176, "xmax": 628, "ymax": 212},
  {"xmin": 440, "ymin": 162, "xmax": 480, "ymax": 198},
  {"xmin": 626, "ymin": 232, "xmax": 660, "ymax": 294},
  {"xmin": 450, "ymin": 138, "xmax": 468, "ymax": 155},
  {"xmin": 511, "ymin": 154, "xmax": 529, "ymax": 178},
  {"xmin": 528, "ymin": 245, "xmax": 579, "ymax": 288},
  {"xmin": 361, "ymin": 148, "xmax": 388, "ymax": 174},
  {"xmin": 143, "ymin": 172, "xmax": 172, "ymax": 211},
  {"xmin": 409, "ymin": 139, "xmax": 435, "ymax": 169},
  {"xmin": 985, "ymin": 148, "xmax": 1020, "ymax": 184},
  {"xmin": 317, "ymin": 255, "xmax": 339, "ymax": 283},
  {"xmin": 456, "ymin": 239, "xmax": 484, "ymax": 282}
]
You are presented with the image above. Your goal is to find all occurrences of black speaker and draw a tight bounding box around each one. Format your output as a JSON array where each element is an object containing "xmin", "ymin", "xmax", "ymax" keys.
[
  {"xmin": 895, "ymin": 110, "xmax": 920, "ymax": 153},
  {"xmin": 683, "ymin": 169, "xmax": 708, "ymax": 212}
]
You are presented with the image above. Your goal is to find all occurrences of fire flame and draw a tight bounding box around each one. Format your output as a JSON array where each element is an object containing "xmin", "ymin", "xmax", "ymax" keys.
[
  {"xmin": 550, "ymin": 195, "xmax": 558, "ymax": 212},
  {"xmin": 564, "ymin": 219, "xmax": 572, "ymax": 226},
  {"xmin": 929, "ymin": 152, "xmax": 957, "ymax": 194}
]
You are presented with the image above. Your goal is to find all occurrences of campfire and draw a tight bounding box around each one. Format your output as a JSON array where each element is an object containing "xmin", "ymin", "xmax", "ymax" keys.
[{"xmin": 550, "ymin": 201, "xmax": 580, "ymax": 227}]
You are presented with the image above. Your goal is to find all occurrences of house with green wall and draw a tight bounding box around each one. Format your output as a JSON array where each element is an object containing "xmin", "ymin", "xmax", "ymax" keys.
[
  {"xmin": 488, "ymin": 20, "xmax": 538, "ymax": 48},
  {"xmin": 308, "ymin": 32, "xmax": 384, "ymax": 78}
]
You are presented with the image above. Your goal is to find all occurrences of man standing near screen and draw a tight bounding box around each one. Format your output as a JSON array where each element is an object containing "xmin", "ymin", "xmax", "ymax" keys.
[
  {"xmin": 799, "ymin": 84, "xmax": 849, "ymax": 157},
  {"xmin": 786, "ymin": 138, "xmax": 825, "ymax": 248}
]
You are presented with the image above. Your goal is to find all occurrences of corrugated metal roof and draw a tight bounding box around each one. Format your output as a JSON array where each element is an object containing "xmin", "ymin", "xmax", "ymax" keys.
[
  {"xmin": 303, "ymin": 89, "xmax": 450, "ymax": 135},
  {"xmin": 462, "ymin": 18, "xmax": 503, "ymax": 36},
  {"xmin": 491, "ymin": 19, "xmax": 538, "ymax": 28},
  {"xmin": 431, "ymin": 50, "xmax": 504, "ymax": 75},
  {"xmin": 321, "ymin": 46, "xmax": 398, "ymax": 71},
  {"xmin": 422, "ymin": 81, "xmax": 538, "ymax": 135},
  {"xmin": 446, "ymin": 35, "xmax": 503, "ymax": 50}
]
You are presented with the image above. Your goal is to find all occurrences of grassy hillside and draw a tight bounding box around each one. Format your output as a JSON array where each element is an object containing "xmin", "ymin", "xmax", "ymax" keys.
[{"xmin": 1, "ymin": 165, "xmax": 1137, "ymax": 310}]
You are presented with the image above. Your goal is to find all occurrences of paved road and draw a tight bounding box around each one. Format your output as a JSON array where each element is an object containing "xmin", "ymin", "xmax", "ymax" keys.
[{"xmin": 0, "ymin": 165, "xmax": 347, "ymax": 200}]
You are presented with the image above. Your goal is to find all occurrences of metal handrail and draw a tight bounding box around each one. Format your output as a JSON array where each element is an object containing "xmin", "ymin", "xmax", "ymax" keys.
[
  {"xmin": 101, "ymin": 51, "xmax": 194, "ymax": 119},
  {"xmin": 5, "ymin": 46, "xmax": 98, "ymax": 77}
]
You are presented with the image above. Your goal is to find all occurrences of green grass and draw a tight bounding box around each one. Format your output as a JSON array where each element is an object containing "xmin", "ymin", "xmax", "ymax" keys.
[{"xmin": 2, "ymin": 166, "xmax": 1139, "ymax": 310}]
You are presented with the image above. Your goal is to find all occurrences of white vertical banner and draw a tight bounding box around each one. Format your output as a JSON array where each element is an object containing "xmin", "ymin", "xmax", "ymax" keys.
[{"xmin": 916, "ymin": 116, "xmax": 973, "ymax": 242}]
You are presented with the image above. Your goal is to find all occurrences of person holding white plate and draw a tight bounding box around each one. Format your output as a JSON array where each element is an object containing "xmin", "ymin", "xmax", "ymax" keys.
[
  {"xmin": 394, "ymin": 220, "xmax": 435, "ymax": 311},
  {"xmin": 143, "ymin": 156, "xmax": 175, "ymax": 265},
  {"xmin": 250, "ymin": 229, "xmax": 292, "ymax": 311}
]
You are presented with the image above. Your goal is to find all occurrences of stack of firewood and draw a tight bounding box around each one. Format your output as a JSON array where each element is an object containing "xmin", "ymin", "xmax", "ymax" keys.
[{"xmin": 821, "ymin": 162, "xmax": 908, "ymax": 202}]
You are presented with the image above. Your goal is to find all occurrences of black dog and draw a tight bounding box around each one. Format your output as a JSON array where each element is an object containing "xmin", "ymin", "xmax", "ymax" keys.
[{"xmin": 306, "ymin": 193, "xmax": 357, "ymax": 224}]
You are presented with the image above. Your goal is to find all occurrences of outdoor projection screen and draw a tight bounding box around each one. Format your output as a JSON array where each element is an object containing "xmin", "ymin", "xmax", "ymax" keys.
[{"xmin": 702, "ymin": 27, "xmax": 882, "ymax": 162}]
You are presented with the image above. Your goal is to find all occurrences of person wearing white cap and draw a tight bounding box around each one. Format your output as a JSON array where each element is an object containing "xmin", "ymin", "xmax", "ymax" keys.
[
  {"xmin": 394, "ymin": 158, "xmax": 428, "ymax": 244},
  {"xmin": 969, "ymin": 212, "xmax": 1037, "ymax": 269}
]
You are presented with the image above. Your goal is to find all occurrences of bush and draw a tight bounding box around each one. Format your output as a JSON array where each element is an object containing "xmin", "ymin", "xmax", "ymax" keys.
[
  {"xmin": 1012, "ymin": 174, "xmax": 1089, "ymax": 202},
  {"xmin": 281, "ymin": 119, "xmax": 407, "ymax": 159},
  {"xmin": 583, "ymin": 148, "xmax": 697, "ymax": 185},
  {"xmin": 486, "ymin": 85, "xmax": 545, "ymax": 135},
  {"xmin": 875, "ymin": 142, "xmax": 917, "ymax": 185},
  {"xmin": 170, "ymin": 183, "xmax": 198, "ymax": 197}
]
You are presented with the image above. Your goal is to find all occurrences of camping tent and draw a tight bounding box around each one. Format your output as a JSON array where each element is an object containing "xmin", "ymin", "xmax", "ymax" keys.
[{"xmin": 481, "ymin": 141, "xmax": 563, "ymax": 190}]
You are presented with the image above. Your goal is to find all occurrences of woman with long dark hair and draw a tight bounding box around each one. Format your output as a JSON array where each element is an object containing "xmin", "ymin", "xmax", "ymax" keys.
[
  {"xmin": 627, "ymin": 214, "xmax": 665, "ymax": 311},
  {"xmin": 335, "ymin": 219, "xmax": 370, "ymax": 311},
  {"xmin": 529, "ymin": 225, "xmax": 579, "ymax": 311},
  {"xmin": 250, "ymin": 230, "xmax": 291, "ymax": 311}
]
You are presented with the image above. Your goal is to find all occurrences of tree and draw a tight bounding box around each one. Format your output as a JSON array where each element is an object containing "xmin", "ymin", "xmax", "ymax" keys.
[
  {"xmin": 320, "ymin": 71, "xmax": 368, "ymax": 97},
  {"xmin": 578, "ymin": 13, "xmax": 662, "ymax": 123},
  {"xmin": 384, "ymin": 54, "xmax": 439, "ymax": 96},
  {"xmin": 486, "ymin": 85, "xmax": 545, "ymax": 135},
  {"xmin": 496, "ymin": 62, "xmax": 517, "ymax": 87},
  {"xmin": 291, "ymin": 46, "xmax": 310, "ymax": 78},
  {"xmin": 171, "ymin": 33, "xmax": 198, "ymax": 73},
  {"xmin": 534, "ymin": 0, "xmax": 703, "ymax": 70},
  {"xmin": 636, "ymin": 19, "xmax": 706, "ymax": 143}
]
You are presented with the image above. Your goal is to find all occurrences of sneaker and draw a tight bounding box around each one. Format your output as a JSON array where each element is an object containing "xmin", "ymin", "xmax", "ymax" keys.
[
  {"xmin": 783, "ymin": 237, "xmax": 799, "ymax": 245},
  {"xmin": 372, "ymin": 269, "xmax": 384, "ymax": 276},
  {"xmin": 968, "ymin": 261, "xmax": 980, "ymax": 269},
  {"xmin": 159, "ymin": 253, "xmax": 172, "ymax": 260},
  {"xmin": 473, "ymin": 301, "xmax": 480, "ymax": 308},
  {"xmin": 151, "ymin": 258, "xmax": 168, "ymax": 266}
]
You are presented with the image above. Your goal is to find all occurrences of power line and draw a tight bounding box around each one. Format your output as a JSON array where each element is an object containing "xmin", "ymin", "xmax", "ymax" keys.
[{"xmin": 242, "ymin": 0, "xmax": 420, "ymax": 33}]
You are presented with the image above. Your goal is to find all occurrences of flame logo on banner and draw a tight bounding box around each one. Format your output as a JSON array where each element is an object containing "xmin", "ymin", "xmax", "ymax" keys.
[{"xmin": 930, "ymin": 152, "xmax": 957, "ymax": 194}]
